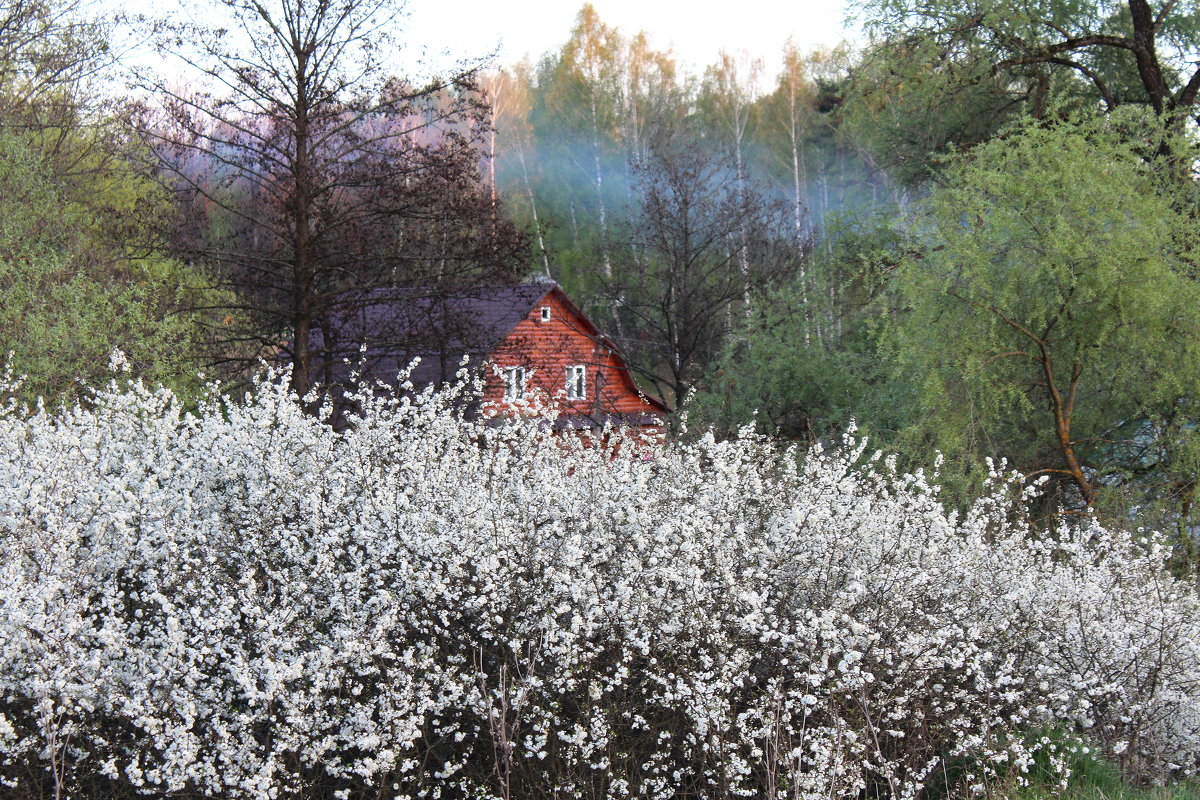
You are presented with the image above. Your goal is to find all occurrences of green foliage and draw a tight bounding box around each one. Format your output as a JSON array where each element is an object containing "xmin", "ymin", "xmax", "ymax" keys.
[
  {"xmin": 691, "ymin": 211, "xmax": 913, "ymax": 442},
  {"xmin": 848, "ymin": 0, "xmax": 1200, "ymax": 182},
  {"xmin": 886, "ymin": 110, "xmax": 1200, "ymax": 523},
  {"xmin": 1001, "ymin": 735, "xmax": 1200, "ymax": 800},
  {"xmin": 0, "ymin": 133, "xmax": 215, "ymax": 404},
  {"xmin": 692, "ymin": 310, "xmax": 882, "ymax": 441},
  {"xmin": 842, "ymin": 36, "xmax": 1027, "ymax": 185}
]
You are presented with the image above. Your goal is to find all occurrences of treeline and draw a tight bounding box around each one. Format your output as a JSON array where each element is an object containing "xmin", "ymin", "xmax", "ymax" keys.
[
  {"xmin": 489, "ymin": 2, "xmax": 1200, "ymax": 546},
  {"xmin": 3, "ymin": 0, "xmax": 1200, "ymax": 540},
  {"xmin": 482, "ymin": 9, "xmax": 885, "ymax": 411}
]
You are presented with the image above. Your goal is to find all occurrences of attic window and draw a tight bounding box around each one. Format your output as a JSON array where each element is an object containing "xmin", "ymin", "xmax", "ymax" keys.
[
  {"xmin": 565, "ymin": 365, "xmax": 586, "ymax": 400},
  {"xmin": 540, "ymin": 306, "xmax": 552, "ymax": 322},
  {"xmin": 503, "ymin": 366, "xmax": 526, "ymax": 400}
]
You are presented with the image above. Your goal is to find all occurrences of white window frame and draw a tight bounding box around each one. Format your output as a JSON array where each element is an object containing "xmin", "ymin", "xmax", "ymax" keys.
[
  {"xmin": 565, "ymin": 364, "xmax": 586, "ymax": 400},
  {"xmin": 503, "ymin": 366, "xmax": 526, "ymax": 400},
  {"xmin": 540, "ymin": 305, "xmax": 552, "ymax": 322}
]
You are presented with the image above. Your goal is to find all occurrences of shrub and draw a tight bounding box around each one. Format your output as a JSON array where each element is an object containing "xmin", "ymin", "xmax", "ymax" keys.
[{"xmin": 0, "ymin": 371, "xmax": 1196, "ymax": 799}]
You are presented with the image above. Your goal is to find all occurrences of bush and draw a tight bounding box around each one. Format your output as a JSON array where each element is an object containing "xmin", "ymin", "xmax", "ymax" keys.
[{"xmin": 0, "ymin": 372, "xmax": 1197, "ymax": 799}]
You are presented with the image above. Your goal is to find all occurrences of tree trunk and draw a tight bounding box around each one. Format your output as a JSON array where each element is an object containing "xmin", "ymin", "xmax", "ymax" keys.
[
  {"xmin": 517, "ymin": 146, "xmax": 551, "ymax": 278},
  {"xmin": 291, "ymin": 55, "xmax": 315, "ymax": 399}
]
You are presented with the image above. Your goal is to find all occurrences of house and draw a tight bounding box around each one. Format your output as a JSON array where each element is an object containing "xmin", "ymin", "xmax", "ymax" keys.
[{"xmin": 311, "ymin": 282, "xmax": 668, "ymax": 434}]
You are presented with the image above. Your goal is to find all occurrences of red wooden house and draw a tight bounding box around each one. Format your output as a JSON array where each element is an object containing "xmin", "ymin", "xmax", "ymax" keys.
[{"xmin": 312, "ymin": 282, "xmax": 668, "ymax": 433}]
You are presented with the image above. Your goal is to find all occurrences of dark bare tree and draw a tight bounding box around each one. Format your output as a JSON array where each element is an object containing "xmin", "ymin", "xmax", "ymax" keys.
[
  {"xmin": 135, "ymin": 0, "xmax": 528, "ymax": 397},
  {"xmin": 607, "ymin": 123, "xmax": 807, "ymax": 409}
]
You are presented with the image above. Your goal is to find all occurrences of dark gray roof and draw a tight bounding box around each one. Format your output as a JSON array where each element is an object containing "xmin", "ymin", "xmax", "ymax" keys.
[{"xmin": 312, "ymin": 283, "xmax": 556, "ymax": 388}]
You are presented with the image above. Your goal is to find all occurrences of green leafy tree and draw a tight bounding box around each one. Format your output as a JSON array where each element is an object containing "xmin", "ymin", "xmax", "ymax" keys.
[
  {"xmin": 0, "ymin": 133, "xmax": 214, "ymax": 404},
  {"xmin": 848, "ymin": 0, "xmax": 1200, "ymax": 181},
  {"xmin": 887, "ymin": 111, "xmax": 1200, "ymax": 529},
  {"xmin": 857, "ymin": 0, "xmax": 1200, "ymax": 117},
  {"xmin": 843, "ymin": 35, "xmax": 1027, "ymax": 185},
  {"xmin": 0, "ymin": 0, "xmax": 219, "ymax": 403}
]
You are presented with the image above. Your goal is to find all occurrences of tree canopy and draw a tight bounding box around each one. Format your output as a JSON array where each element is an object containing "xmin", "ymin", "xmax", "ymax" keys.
[
  {"xmin": 887, "ymin": 111, "xmax": 1200, "ymax": 522},
  {"xmin": 849, "ymin": 0, "xmax": 1200, "ymax": 179}
]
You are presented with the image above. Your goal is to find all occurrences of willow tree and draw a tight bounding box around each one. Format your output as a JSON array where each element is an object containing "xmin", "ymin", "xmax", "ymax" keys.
[
  {"xmin": 857, "ymin": 0, "xmax": 1200, "ymax": 118},
  {"xmin": 889, "ymin": 111, "xmax": 1200, "ymax": 529}
]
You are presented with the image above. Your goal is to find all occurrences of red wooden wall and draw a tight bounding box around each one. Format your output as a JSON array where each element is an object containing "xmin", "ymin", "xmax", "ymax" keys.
[{"xmin": 479, "ymin": 288, "xmax": 666, "ymax": 428}]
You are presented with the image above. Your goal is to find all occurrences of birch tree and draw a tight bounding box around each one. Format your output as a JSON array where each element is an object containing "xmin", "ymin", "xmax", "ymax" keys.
[
  {"xmin": 700, "ymin": 51, "xmax": 763, "ymax": 315},
  {"xmin": 542, "ymin": 3, "xmax": 625, "ymax": 280},
  {"xmin": 483, "ymin": 65, "xmax": 552, "ymax": 277}
]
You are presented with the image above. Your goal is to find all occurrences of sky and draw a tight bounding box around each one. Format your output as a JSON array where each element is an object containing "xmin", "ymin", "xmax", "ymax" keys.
[
  {"xmin": 110, "ymin": 0, "xmax": 860, "ymax": 94},
  {"xmin": 401, "ymin": 0, "xmax": 859, "ymax": 80}
]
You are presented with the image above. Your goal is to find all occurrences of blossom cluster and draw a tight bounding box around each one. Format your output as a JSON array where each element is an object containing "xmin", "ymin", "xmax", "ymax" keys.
[{"xmin": 0, "ymin": 372, "xmax": 1197, "ymax": 800}]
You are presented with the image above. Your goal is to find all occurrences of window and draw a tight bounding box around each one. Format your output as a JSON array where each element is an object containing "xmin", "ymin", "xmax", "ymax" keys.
[
  {"xmin": 503, "ymin": 366, "xmax": 525, "ymax": 400},
  {"xmin": 565, "ymin": 365, "xmax": 586, "ymax": 400},
  {"xmin": 540, "ymin": 306, "xmax": 552, "ymax": 322}
]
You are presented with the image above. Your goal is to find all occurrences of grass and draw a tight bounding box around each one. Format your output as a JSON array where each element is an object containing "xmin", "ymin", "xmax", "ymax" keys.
[{"xmin": 1001, "ymin": 743, "xmax": 1200, "ymax": 800}]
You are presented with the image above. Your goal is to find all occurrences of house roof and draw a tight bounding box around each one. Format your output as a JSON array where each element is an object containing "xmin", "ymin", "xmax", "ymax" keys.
[
  {"xmin": 310, "ymin": 283, "xmax": 556, "ymax": 388},
  {"xmin": 312, "ymin": 282, "xmax": 671, "ymax": 419},
  {"xmin": 311, "ymin": 283, "xmax": 671, "ymax": 406},
  {"xmin": 323, "ymin": 283, "xmax": 553, "ymax": 346}
]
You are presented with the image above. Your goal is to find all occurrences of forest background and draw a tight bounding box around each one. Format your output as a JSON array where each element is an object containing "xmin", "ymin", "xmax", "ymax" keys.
[{"xmin": 5, "ymin": 0, "xmax": 1200, "ymax": 554}]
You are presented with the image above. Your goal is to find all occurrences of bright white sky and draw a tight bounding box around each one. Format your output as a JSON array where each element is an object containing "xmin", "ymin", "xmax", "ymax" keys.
[
  {"xmin": 114, "ymin": 0, "xmax": 859, "ymax": 90},
  {"xmin": 403, "ymin": 0, "xmax": 859, "ymax": 81}
]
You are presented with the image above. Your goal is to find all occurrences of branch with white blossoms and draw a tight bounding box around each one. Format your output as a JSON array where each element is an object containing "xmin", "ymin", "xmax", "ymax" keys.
[{"xmin": 0, "ymin": 368, "xmax": 1195, "ymax": 799}]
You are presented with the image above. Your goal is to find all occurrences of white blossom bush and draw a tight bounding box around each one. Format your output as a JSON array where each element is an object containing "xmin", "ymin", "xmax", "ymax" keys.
[{"xmin": 0, "ymin": 370, "xmax": 1197, "ymax": 800}]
